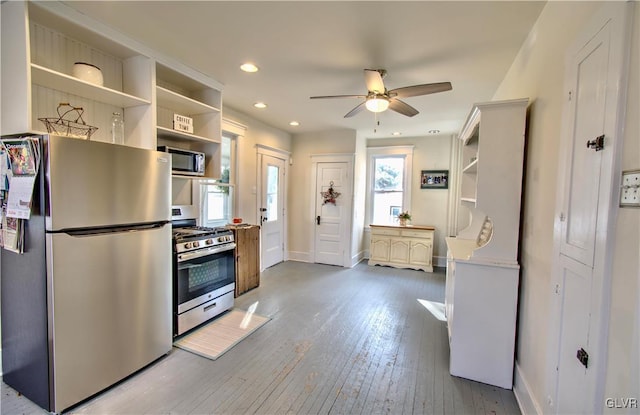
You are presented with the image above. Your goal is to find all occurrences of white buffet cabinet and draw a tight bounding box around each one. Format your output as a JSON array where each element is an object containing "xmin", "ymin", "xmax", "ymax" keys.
[
  {"xmin": 369, "ymin": 224, "xmax": 435, "ymax": 272},
  {"xmin": 445, "ymin": 98, "xmax": 528, "ymax": 389}
]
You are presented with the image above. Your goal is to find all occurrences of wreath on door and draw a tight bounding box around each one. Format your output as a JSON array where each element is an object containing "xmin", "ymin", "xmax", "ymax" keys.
[{"xmin": 321, "ymin": 181, "xmax": 341, "ymax": 205}]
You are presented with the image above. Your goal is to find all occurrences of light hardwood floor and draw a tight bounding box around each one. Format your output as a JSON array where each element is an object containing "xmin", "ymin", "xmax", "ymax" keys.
[{"xmin": 1, "ymin": 261, "xmax": 520, "ymax": 414}]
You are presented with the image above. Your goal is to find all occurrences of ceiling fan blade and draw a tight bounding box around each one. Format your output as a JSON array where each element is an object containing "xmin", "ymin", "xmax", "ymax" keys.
[
  {"xmin": 344, "ymin": 101, "xmax": 366, "ymax": 118},
  {"xmin": 389, "ymin": 98, "xmax": 419, "ymax": 117},
  {"xmin": 389, "ymin": 82, "xmax": 452, "ymax": 98},
  {"xmin": 364, "ymin": 69, "xmax": 385, "ymax": 94},
  {"xmin": 310, "ymin": 94, "xmax": 367, "ymax": 99}
]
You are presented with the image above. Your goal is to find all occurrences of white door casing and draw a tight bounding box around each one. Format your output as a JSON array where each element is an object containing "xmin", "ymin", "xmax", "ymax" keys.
[
  {"xmin": 311, "ymin": 155, "xmax": 353, "ymax": 267},
  {"xmin": 257, "ymin": 146, "xmax": 288, "ymax": 270},
  {"xmin": 548, "ymin": 3, "xmax": 632, "ymax": 413}
]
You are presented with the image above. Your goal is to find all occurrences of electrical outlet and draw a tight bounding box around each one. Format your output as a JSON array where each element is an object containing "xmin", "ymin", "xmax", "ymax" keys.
[{"xmin": 620, "ymin": 170, "xmax": 640, "ymax": 207}]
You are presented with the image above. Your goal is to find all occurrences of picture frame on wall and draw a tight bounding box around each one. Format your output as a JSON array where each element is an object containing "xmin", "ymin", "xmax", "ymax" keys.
[{"xmin": 421, "ymin": 170, "xmax": 449, "ymax": 189}]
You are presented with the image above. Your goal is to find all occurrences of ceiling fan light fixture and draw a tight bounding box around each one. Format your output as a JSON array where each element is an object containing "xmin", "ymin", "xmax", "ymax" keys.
[{"xmin": 365, "ymin": 96, "xmax": 389, "ymax": 113}]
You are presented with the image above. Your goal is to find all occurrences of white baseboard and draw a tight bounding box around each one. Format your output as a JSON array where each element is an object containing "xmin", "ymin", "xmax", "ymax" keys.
[
  {"xmin": 433, "ymin": 255, "xmax": 447, "ymax": 268},
  {"xmin": 350, "ymin": 251, "xmax": 365, "ymax": 267},
  {"xmin": 287, "ymin": 251, "xmax": 312, "ymax": 263},
  {"xmin": 514, "ymin": 361, "xmax": 543, "ymax": 415}
]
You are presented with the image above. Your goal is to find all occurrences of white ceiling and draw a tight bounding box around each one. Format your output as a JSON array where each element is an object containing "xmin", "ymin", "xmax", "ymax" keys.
[{"xmin": 62, "ymin": 1, "xmax": 545, "ymax": 139}]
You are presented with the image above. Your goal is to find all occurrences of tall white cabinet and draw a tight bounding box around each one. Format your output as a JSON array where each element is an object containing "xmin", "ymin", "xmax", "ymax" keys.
[
  {"xmin": 445, "ymin": 98, "xmax": 528, "ymax": 389},
  {"xmin": 1, "ymin": 1, "xmax": 222, "ymax": 180}
]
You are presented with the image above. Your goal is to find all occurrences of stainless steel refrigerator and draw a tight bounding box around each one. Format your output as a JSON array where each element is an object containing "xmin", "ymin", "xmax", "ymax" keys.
[{"xmin": 1, "ymin": 134, "xmax": 173, "ymax": 413}]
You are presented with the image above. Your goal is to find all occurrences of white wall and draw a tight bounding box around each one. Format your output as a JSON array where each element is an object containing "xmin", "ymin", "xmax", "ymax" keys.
[
  {"xmin": 222, "ymin": 107, "xmax": 292, "ymax": 225},
  {"xmin": 492, "ymin": 1, "xmax": 639, "ymax": 412},
  {"xmin": 351, "ymin": 132, "xmax": 368, "ymax": 266},
  {"xmin": 288, "ymin": 129, "xmax": 357, "ymax": 262},
  {"xmin": 366, "ymin": 134, "xmax": 452, "ymax": 265},
  {"xmin": 604, "ymin": 2, "xmax": 640, "ymax": 409}
]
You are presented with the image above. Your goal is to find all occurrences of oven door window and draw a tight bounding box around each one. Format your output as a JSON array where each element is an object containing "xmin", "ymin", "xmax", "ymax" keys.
[{"xmin": 177, "ymin": 250, "xmax": 235, "ymax": 305}]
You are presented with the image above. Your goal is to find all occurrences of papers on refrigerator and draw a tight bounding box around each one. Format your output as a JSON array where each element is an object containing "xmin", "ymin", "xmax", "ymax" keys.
[
  {"xmin": 2, "ymin": 137, "xmax": 40, "ymax": 219},
  {"xmin": 0, "ymin": 136, "xmax": 41, "ymax": 253}
]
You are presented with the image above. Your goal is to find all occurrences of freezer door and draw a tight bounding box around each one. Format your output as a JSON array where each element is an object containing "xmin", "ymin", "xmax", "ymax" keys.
[
  {"xmin": 46, "ymin": 225, "xmax": 172, "ymax": 413},
  {"xmin": 45, "ymin": 135, "xmax": 171, "ymax": 230}
]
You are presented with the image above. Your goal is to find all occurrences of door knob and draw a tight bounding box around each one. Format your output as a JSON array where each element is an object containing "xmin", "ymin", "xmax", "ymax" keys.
[{"xmin": 316, "ymin": 215, "xmax": 321, "ymax": 225}]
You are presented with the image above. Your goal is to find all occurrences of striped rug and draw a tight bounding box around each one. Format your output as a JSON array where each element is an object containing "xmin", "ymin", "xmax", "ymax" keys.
[{"xmin": 174, "ymin": 308, "xmax": 270, "ymax": 360}]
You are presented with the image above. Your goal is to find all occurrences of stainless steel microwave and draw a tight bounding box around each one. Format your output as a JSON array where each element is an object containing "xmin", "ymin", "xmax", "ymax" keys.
[{"xmin": 157, "ymin": 146, "xmax": 205, "ymax": 176}]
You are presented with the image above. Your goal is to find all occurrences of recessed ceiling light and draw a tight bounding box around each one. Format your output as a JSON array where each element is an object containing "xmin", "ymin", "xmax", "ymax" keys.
[
  {"xmin": 240, "ymin": 63, "xmax": 259, "ymax": 73},
  {"xmin": 428, "ymin": 129, "xmax": 441, "ymax": 134},
  {"xmin": 392, "ymin": 131, "xmax": 402, "ymax": 136},
  {"xmin": 253, "ymin": 102, "xmax": 267, "ymax": 109},
  {"xmin": 289, "ymin": 121, "xmax": 300, "ymax": 126}
]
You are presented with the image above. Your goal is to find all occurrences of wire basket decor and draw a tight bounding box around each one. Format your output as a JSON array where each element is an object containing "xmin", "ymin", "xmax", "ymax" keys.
[{"xmin": 39, "ymin": 102, "xmax": 98, "ymax": 140}]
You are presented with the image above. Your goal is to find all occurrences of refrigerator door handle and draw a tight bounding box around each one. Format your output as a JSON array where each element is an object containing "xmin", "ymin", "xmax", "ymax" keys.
[{"xmin": 53, "ymin": 221, "xmax": 169, "ymax": 237}]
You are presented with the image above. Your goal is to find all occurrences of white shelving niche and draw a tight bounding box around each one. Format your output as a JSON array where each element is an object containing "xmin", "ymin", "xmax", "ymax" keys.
[
  {"xmin": 2, "ymin": 0, "xmax": 223, "ymax": 175},
  {"xmin": 1, "ymin": 1, "xmax": 156, "ymax": 149},
  {"xmin": 156, "ymin": 63, "xmax": 222, "ymax": 180},
  {"xmin": 445, "ymin": 98, "xmax": 528, "ymax": 390}
]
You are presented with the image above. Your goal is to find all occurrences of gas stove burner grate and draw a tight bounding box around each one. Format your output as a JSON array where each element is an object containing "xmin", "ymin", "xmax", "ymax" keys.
[{"xmin": 172, "ymin": 226, "xmax": 233, "ymax": 242}]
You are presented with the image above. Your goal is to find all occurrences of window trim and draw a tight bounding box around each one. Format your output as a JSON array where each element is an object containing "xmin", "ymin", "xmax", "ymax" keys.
[
  {"xmin": 366, "ymin": 145, "xmax": 414, "ymax": 228},
  {"xmin": 200, "ymin": 132, "xmax": 237, "ymax": 227}
]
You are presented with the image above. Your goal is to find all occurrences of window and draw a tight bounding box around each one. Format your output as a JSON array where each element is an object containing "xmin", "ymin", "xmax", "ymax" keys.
[
  {"xmin": 201, "ymin": 134, "xmax": 235, "ymax": 227},
  {"xmin": 367, "ymin": 146, "xmax": 413, "ymax": 226},
  {"xmin": 265, "ymin": 165, "xmax": 279, "ymax": 221}
]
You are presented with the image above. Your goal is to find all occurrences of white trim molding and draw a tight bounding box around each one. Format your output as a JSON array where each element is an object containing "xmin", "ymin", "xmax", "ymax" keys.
[
  {"xmin": 256, "ymin": 143, "xmax": 291, "ymax": 158},
  {"xmin": 514, "ymin": 362, "xmax": 543, "ymax": 415},
  {"xmin": 222, "ymin": 118, "xmax": 247, "ymax": 137}
]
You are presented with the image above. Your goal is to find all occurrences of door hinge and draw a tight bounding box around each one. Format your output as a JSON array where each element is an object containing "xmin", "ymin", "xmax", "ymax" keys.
[
  {"xmin": 586, "ymin": 134, "xmax": 605, "ymax": 152},
  {"xmin": 555, "ymin": 284, "xmax": 560, "ymax": 294},
  {"xmin": 568, "ymin": 90, "xmax": 572, "ymax": 101},
  {"xmin": 576, "ymin": 348, "xmax": 589, "ymax": 368}
]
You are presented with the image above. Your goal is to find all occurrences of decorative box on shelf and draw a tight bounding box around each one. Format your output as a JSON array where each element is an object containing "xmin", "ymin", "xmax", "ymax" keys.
[{"xmin": 173, "ymin": 114, "xmax": 193, "ymax": 134}]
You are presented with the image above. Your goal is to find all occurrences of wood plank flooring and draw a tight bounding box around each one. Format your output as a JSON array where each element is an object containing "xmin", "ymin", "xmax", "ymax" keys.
[{"xmin": 1, "ymin": 261, "xmax": 521, "ymax": 414}]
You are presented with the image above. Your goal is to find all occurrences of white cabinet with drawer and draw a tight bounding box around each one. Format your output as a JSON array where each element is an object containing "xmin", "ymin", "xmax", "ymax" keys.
[{"xmin": 368, "ymin": 225, "xmax": 435, "ymax": 272}]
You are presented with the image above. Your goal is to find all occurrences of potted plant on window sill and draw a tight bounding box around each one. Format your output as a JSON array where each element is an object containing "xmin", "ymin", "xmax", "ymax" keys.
[{"xmin": 397, "ymin": 211, "xmax": 411, "ymax": 226}]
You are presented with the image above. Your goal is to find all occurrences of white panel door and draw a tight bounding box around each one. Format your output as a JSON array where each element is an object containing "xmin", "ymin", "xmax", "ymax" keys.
[
  {"xmin": 314, "ymin": 162, "xmax": 349, "ymax": 266},
  {"xmin": 260, "ymin": 155, "xmax": 285, "ymax": 269},
  {"xmin": 558, "ymin": 34, "xmax": 608, "ymax": 268},
  {"xmin": 555, "ymin": 256, "xmax": 593, "ymax": 413},
  {"xmin": 552, "ymin": 4, "xmax": 631, "ymax": 413}
]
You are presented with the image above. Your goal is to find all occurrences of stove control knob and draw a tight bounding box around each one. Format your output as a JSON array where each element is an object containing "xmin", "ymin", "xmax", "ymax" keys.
[
  {"xmin": 184, "ymin": 242, "xmax": 192, "ymax": 249},
  {"xmin": 226, "ymin": 236, "xmax": 232, "ymax": 242},
  {"xmin": 206, "ymin": 238, "xmax": 213, "ymax": 245},
  {"xmin": 193, "ymin": 241, "xmax": 200, "ymax": 248},
  {"xmin": 217, "ymin": 236, "xmax": 224, "ymax": 243}
]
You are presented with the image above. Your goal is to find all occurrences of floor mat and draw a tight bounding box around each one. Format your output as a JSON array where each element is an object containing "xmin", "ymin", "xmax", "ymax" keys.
[{"xmin": 174, "ymin": 308, "xmax": 271, "ymax": 360}]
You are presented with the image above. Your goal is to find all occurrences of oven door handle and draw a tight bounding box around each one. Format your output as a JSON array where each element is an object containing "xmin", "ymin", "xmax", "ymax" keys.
[{"xmin": 177, "ymin": 243, "xmax": 236, "ymax": 262}]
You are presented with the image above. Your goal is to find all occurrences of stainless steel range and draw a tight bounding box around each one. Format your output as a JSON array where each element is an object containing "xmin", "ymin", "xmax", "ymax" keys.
[{"xmin": 172, "ymin": 207, "xmax": 236, "ymax": 336}]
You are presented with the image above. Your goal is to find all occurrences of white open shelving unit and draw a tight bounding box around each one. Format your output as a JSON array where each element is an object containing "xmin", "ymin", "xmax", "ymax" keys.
[
  {"xmin": 2, "ymin": 1, "xmax": 223, "ymax": 180},
  {"xmin": 445, "ymin": 98, "xmax": 529, "ymax": 389}
]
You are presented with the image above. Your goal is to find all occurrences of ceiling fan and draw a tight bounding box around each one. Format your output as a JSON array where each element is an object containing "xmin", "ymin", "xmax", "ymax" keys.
[{"xmin": 310, "ymin": 69, "xmax": 452, "ymax": 118}]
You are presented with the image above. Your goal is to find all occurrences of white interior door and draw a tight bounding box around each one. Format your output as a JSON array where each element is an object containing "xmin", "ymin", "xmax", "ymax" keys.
[
  {"xmin": 314, "ymin": 162, "xmax": 350, "ymax": 266},
  {"xmin": 551, "ymin": 4, "xmax": 630, "ymax": 413},
  {"xmin": 259, "ymin": 154, "xmax": 285, "ymax": 269}
]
